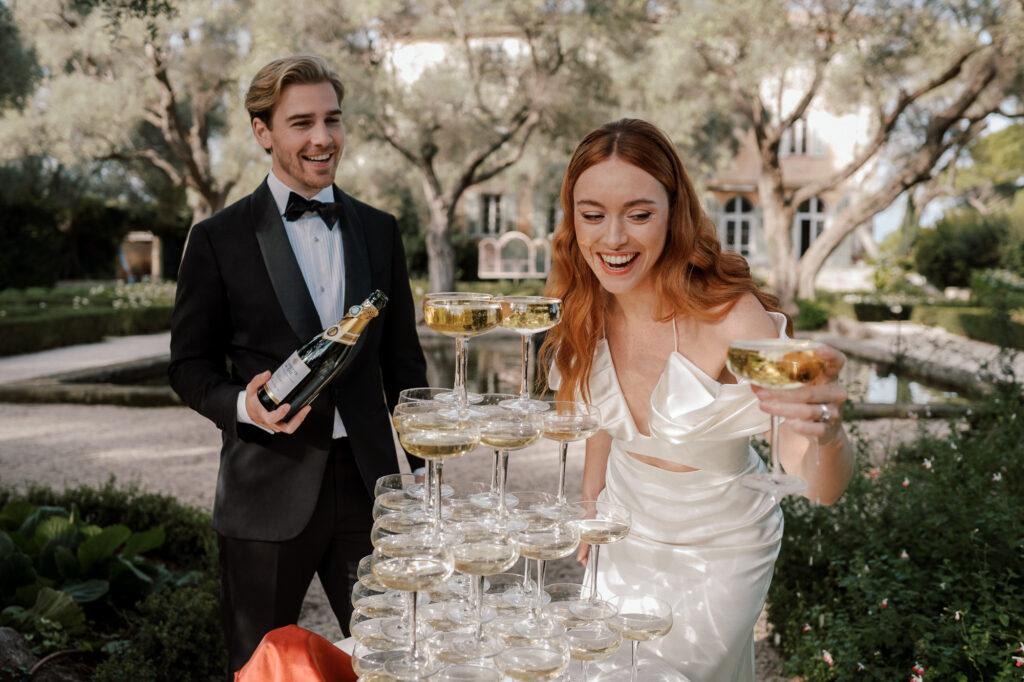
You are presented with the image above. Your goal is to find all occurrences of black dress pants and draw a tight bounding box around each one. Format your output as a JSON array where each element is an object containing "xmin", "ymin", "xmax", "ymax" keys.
[{"xmin": 217, "ymin": 439, "xmax": 374, "ymax": 677}]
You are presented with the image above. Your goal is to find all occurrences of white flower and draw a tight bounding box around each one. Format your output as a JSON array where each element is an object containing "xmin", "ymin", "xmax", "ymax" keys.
[{"xmin": 992, "ymin": 472, "xmax": 1003, "ymax": 482}]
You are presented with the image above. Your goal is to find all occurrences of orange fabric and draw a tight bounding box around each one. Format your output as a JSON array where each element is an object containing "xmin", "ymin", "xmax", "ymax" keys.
[{"xmin": 234, "ymin": 625, "xmax": 357, "ymax": 682}]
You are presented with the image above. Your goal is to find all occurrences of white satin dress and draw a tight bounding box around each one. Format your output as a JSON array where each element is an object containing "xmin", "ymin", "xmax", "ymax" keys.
[{"xmin": 585, "ymin": 313, "xmax": 787, "ymax": 682}]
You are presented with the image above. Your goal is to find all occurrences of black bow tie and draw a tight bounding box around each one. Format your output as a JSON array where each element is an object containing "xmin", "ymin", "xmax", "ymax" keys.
[{"xmin": 283, "ymin": 192, "xmax": 342, "ymax": 228}]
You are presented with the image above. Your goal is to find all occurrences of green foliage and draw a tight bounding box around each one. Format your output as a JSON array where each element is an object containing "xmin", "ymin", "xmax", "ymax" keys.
[
  {"xmin": 970, "ymin": 269, "xmax": 1024, "ymax": 310},
  {"xmin": 0, "ymin": 281, "xmax": 176, "ymax": 356},
  {"xmin": 0, "ymin": 500, "xmax": 182, "ymax": 654},
  {"xmin": 794, "ymin": 298, "xmax": 831, "ymax": 331},
  {"xmin": 0, "ymin": 4, "xmax": 40, "ymax": 111},
  {"xmin": 913, "ymin": 211, "xmax": 1009, "ymax": 289},
  {"xmin": 769, "ymin": 381, "xmax": 1024, "ymax": 680},
  {"xmin": 0, "ymin": 480, "xmax": 222, "ymax": 677},
  {"xmin": 92, "ymin": 586, "xmax": 223, "ymax": 682},
  {"xmin": 0, "ymin": 199, "xmax": 64, "ymax": 290}
]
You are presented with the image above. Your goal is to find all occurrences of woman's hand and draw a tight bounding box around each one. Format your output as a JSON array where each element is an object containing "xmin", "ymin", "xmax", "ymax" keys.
[{"xmin": 750, "ymin": 344, "xmax": 847, "ymax": 444}]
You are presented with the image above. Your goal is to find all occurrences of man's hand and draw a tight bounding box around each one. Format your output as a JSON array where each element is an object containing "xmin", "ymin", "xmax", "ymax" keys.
[{"xmin": 244, "ymin": 371, "xmax": 311, "ymax": 434}]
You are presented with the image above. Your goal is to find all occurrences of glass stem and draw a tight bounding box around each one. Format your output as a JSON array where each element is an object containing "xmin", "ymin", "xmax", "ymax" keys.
[
  {"xmin": 405, "ymin": 591, "xmax": 415, "ymax": 646},
  {"xmin": 588, "ymin": 544, "xmax": 601, "ymax": 604},
  {"xmin": 630, "ymin": 640, "xmax": 639, "ymax": 682},
  {"xmin": 522, "ymin": 557, "xmax": 534, "ymax": 594},
  {"xmin": 472, "ymin": 574, "xmax": 485, "ymax": 642},
  {"xmin": 770, "ymin": 415, "xmax": 782, "ymax": 478},
  {"xmin": 533, "ymin": 558, "xmax": 546, "ymax": 623},
  {"xmin": 410, "ymin": 590, "xmax": 422, "ymax": 662},
  {"xmin": 423, "ymin": 460, "xmax": 437, "ymax": 517},
  {"xmin": 519, "ymin": 333, "xmax": 532, "ymax": 401},
  {"xmin": 431, "ymin": 460, "xmax": 444, "ymax": 531},
  {"xmin": 490, "ymin": 449, "xmax": 500, "ymax": 494},
  {"xmin": 557, "ymin": 442, "xmax": 569, "ymax": 505},
  {"xmin": 455, "ymin": 336, "xmax": 469, "ymax": 409},
  {"xmin": 497, "ymin": 450, "xmax": 510, "ymax": 520}
]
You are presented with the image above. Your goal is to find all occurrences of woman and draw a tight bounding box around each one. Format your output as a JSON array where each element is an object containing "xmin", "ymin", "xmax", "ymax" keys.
[{"xmin": 540, "ymin": 119, "xmax": 853, "ymax": 681}]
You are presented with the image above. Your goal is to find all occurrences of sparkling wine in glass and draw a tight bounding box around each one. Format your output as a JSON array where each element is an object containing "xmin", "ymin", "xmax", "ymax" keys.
[
  {"xmin": 607, "ymin": 594, "xmax": 673, "ymax": 682},
  {"xmin": 498, "ymin": 296, "xmax": 562, "ymax": 412},
  {"xmin": 396, "ymin": 405, "xmax": 480, "ymax": 530},
  {"xmin": 372, "ymin": 531, "xmax": 454, "ymax": 679},
  {"xmin": 570, "ymin": 500, "xmax": 631, "ymax": 621},
  {"xmin": 423, "ymin": 293, "xmax": 501, "ymax": 408},
  {"xmin": 726, "ymin": 338, "xmax": 825, "ymax": 495},
  {"xmin": 514, "ymin": 516, "xmax": 581, "ymax": 638},
  {"xmin": 495, "ymin": 639, "xmax": 571, "ymax": 682},
  {"xmin": 447, "ymin": 522, "xmax": 520, "ymax": 659},
  {"xmin": 471, "ymin": 399, "xmax": 541, "ymax": 519},
  {"xmin": 566, "ymin": 620, "xmax": 623, "ymax": 680},
  {"xmin": 539, "ymin": 401, "xmax": 601, "ymax": 509}
]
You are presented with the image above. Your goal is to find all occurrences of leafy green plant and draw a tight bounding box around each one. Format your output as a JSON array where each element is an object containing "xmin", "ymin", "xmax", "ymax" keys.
[
  {"xmin": 0, "ymin": 481, "xmax": 223, "ymax": 678},
  {"xmin": 794, "ymin": 298, "xmax": 831, "ymax": 330},
  {"xmin": 769, "ymin": 376, "xmax": 1024, "ymax": 680},
  {"xmin": 913, "ymin": 210, "xmax": 1008, "ymax": 289}
]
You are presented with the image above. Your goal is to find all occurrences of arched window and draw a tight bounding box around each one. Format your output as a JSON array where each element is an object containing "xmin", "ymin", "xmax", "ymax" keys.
[
  {"xmin": 794, "ymin": 197, "xmax": 827, "ymax": 256},
  {"xmin": 723, "ymin": 196, "xmax": 755, "ymax": 257}
]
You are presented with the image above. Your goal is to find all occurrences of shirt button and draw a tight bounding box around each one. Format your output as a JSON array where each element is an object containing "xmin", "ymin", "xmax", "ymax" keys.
[
  {"xmin": 319, "ymin": 287, "xmax": 325, "ymax": 293},
  {"xmin": 314, "ymin": 237, "xmax": 320, "ymax": 243}
]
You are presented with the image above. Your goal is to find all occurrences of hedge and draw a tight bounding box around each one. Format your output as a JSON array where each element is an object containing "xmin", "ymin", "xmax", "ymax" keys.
[
  {"xmin": 0, "ymin": 306, "xmax": 173, "ymax": 357},
  {"xmin": 831, "ymin": 300, "xmax": 1024, "ymax": 350}
]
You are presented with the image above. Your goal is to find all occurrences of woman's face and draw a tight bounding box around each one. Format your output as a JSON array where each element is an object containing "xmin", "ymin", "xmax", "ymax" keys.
[{"xmin": 573, "ymin": 156, "xmax": 670, "ymax": 298}]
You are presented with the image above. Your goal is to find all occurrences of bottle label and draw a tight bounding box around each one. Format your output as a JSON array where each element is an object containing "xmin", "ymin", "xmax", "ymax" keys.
[
  {"xmin": 263, "ymin": 351, "xmax": 311, "ymax": 404},
  {"xmin": 322, "ymin": 325, "xmax": 359, "ymax": 346}
]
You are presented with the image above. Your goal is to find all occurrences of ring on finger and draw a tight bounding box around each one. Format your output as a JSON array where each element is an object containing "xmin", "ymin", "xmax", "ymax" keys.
[{"xmin": 817, "ymin": 403, "xmax": 832, "ymax": 422}]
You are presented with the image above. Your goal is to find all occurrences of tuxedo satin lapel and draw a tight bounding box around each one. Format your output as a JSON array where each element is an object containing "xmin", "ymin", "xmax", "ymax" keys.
[
  {"xmin": 334, "ymin": 186, "xmax": 373, "ymax": 361},
  {"xmin": 252, "ymin": 181, "xmax": 322, "ymax": 340}
]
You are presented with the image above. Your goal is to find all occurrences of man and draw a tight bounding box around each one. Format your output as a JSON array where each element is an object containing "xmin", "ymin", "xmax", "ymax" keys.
[{"xmin": 168, "ymin": 55, "xmax": 427, "ymax": 675}]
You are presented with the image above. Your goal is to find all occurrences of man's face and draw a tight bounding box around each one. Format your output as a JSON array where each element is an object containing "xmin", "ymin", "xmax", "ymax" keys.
[{"xmin": 253, "ymin": 81, "xmax": 345, "ymax": 197}]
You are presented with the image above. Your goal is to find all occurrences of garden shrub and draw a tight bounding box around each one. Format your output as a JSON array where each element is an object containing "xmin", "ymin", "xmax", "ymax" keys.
[
  {"xmin": 794, "ymin": 298, "xmax": 831, "ymax": 331},
  {"xmin": 913, "ymin": 210, "xmax": 1008, "ymax": 289},
  {"xmin": 0, "ymin": 306, "xmax": 173, "ymax": 356},
  {"xmin": 769, "ymin": 380, "xmax": 1024, "ymax": 680},
  {"xmin": 0, "ymin": 481, "xmax": 223, "ymax": 679},
  {"xmin": 970, "ymin": 269, "xmax": 1024, "ymax": 310}
]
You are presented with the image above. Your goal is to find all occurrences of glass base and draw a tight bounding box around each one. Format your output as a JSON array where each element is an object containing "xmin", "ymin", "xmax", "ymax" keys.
[
  {"xmin": 469, "ymin": 490, "xmax": 519, "ymax": 511},
  {"xmin": 568, "ymin": 598, "xmax": 618, "ymax": 621},
  {"xmin": 592, "ymin": 660, "xmax": 692, "ymax": 682},
  {"xmin": 407, "ymin": 481, "xmax": 454, "ymax": 501},
  {"xmin": 498, "ymin": 396, "xmax": 551, "ymax": 413},
  {"xmin": 447, "ymin": 600, "xmax": 497, "ymax": 627},
  {"xmin": 452, "ymin": 632, "xmax": 507, "ymax": 659},
  {"xmin": 740, "ymin": 472, "xmax": 808, "ymax": 496},
  {"xmin": 433, "ymin": 389, "xmax": 484, "ymax": 405},
  {"xmin": 514, "ymin": 614, "xmax": 566, "ymax": 639},
  {"xmin": 538, "ymin": 501, "xmax": 587, "ymax": 522},
  {"xmin": 385, "ymin": 653, "xmax": 443, "ymax": 680}
]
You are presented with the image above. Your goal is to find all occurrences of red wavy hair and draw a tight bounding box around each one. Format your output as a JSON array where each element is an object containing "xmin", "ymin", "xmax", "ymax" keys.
[{"xmin": 539, "ymin": 118, "xmax": 787, "ymax": 403}]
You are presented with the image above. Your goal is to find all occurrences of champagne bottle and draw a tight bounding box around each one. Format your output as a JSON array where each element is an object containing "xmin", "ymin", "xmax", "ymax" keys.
[{"xmin": 257, "ymin": 290, "xmax": 388, "ymax": 421}]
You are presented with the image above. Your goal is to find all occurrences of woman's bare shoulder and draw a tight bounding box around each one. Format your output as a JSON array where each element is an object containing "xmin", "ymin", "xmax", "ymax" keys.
[{"xmin": 711, "ymin": 293, "xmax": 779, "ymax": 342}]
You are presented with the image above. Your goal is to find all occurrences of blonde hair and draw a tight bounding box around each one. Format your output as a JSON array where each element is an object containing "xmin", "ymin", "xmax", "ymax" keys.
[{"xmin": 244, "ymin": 55, "xmax": 345, "ymax": 127}]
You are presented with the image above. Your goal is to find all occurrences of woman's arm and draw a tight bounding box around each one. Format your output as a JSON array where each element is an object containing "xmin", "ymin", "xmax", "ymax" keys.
[{"xmin": 577, "ymin": 430, "xmax": 612, "ymax": 565}]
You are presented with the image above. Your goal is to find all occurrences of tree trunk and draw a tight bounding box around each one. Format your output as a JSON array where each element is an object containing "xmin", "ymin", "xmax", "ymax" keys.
[
  {"xmin": 758, "ymin": 171, "xmax": 799, "ymax": 314},
  {"xmin": 425, "ymin": 193, "xmax": 456, "ymax": 293}
]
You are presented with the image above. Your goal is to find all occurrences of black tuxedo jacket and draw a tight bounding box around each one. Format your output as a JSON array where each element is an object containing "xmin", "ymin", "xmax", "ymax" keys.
[{"xmin": 169, "ymin": 179, "xmax": 427, "ymax": 542}]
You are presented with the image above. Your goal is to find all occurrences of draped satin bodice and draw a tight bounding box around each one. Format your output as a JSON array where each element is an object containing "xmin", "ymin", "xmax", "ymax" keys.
[{"xmin": 577, "ymin": 311, "xmax": 788, "ymax": 474}]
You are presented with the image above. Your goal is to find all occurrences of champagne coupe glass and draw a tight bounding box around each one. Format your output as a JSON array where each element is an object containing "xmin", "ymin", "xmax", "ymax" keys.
[
  {"xmin": 514, "ymin": 515, "xmax": 581, "ymax": 638},
  {"xmin": 607, "ymin": 594, "xmax": 673, "ymax": 682},
  {"xmin": 494, "ymin": 638, "xmax": 571, "ymax": 682},
  {"xmin": 565, "ymin": 620, "xmax": 623, "ymax": 681},
  {"xmin": 423, "ymin": 293, "xmax": 501, "ymax": 409},
  {"xmin": 726, "ymin": 338, "xmax": 825, "ymax": 495},
  {"xmin": 569, "ymin": 500, "xmax": 632, "ymax": 621},
  {"xmin": 498, "ymin": 295, "xmax": 563, "ymax": 412},
  {"xmin": 372, "ymin": 531, "xmax": 454, "ymax": 679},
  {"xmin": 504, "ymin": 491, "xmax": 558, "ymax": 609},
  {"xmin": 447, "ymin": 522, "xmax": 520, "ymax": 659},
  {"xmin": 539, "ymin": 401, "xmax": 601, "ymax": 509},
  {"xmin": 470, "ymin": 398, "xmax": 541, "ymax": 518},
  {"xmin": 395, "ymin": 403, "xmax": 479, "ymax": 529}
]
